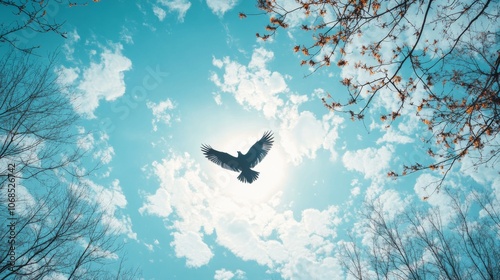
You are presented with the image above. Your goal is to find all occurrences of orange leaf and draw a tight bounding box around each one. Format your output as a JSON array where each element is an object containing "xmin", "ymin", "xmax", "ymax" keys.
[{"xmin": 337, "ymin": 59, "xmax": 348, "ymax": 67}]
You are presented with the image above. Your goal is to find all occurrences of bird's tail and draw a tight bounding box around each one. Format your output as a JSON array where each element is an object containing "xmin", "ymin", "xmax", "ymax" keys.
[{"xmin": 237, "ymin": 169, "xmax": 259, "ymax": 184}]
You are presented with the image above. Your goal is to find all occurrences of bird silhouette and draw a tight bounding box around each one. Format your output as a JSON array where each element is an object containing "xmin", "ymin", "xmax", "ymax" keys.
[{"xmin": 201, "ymin": 131, "xmax": 274, "ymax": 184}]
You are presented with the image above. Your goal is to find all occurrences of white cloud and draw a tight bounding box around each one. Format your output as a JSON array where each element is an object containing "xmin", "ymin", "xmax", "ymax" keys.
[
  {"xmin": 214, "ymin": 269, "xmax": 245, "ymax": 280},
  {"xmin": 140, "ymin": 151, "xmax": 343, "ymax": 277},
  {"xmin": 322, "ymin": 112, "xmax": 344, "ymax": 161},
  {"xmin": 376, "ymin": 127, "xmax": 414, "ymax": 145},
  {"xmin": 171, "ymin": 231, "xmax": 214, "ymax": 267},
  {"xmin": 153, "ymin": 5, "xmax": 167, "ymax": 21},
  {"xmin": 214, "ymin": 269, "xmax": 234, "ymax": 280},
  {"xmin": 56, "ymin": 66, "xmax": 80, "ymax": 85},
  {"xmin": 59, "ymin": 43, "xmax": 132, "ymax": 118},
  {"xmin": 144, "ymin": 242, "xmax": 154, "ymax": 251},
  {"xmin": 211, "ymin": 48, "xmax": 344, "ymax": 164},
  {"xmin": 234, "ymin": 270, "xmax": 245, "ymax": 279},
  {"xmin": 278, "ymin": 107, "xmax": 343, "ymax": 165},
  {"xmin": 120, "ymin": 26, "xmax": 134, "ymax": 44},
  {"xmin": 93, "ymin": 145, "xmax": 114, "ymax": 164},
  {"xmin": 146, "ymin": 98, "xmax": 177, "ymax": 131},
  {"xmin": 139, "ymin": 186, "xmax": 172, "ymax": 217},
  {"xmin": 4, "ymin": 184, "xmax": 37, "ymax": 217},
  {"xmin": 77, "ymin": 130, "xmax": 95, "ymax": 151},
  {"xmin": 0, "ymin": 135, "xmax": 44, "ymax": 170},
  {"xmin": 342, "ymin": 145, "xmax": 393, "ymax": 181},
  {"xmin": 413, "ymin": 173, "xmax": 455, "ymax": 224},
  {"xmin": 271, "ymin": 0, "xmax": 307, "ymax": 28},
  {"xmin": 76, "ymin": 178, "xmax": 137, "ymax": 240},
  {"xmin": 279, "ymin": 110, "xmax": 324, "ymax": 164},
  {"xmin": 213, "ymin": 93, "xmax": 222, "ymax": 105},
  {"xmin": 212, "ymin": 56, "xmax": 223, "ymax": 68},
  {"xmin": 157, "ymin": 0, "xmax": 191, "ymax": 22},
  {"xmin": 351, "ymin": 186, "xmax": 360, "ymax": 196},
  {"xmin": 76, "ymin": 128, "xmax": 115, "ymax": 165},
  {"xmin": 210, "ymin": 48, "xmax": 287, "ymax": 119},
  {"xmin": 206, "ymin": 0, "xmax": 238, "ymax": 17},
  {"xmin": 459, "ymin": 142, "xmax": 500, "ymax": 201},
  {"xmin": 286, "ymin": 257, "xmax": 342, "ymax": 280},
  {"xmin": 77, "ymin": 238, "xmax": 119, "ymax": 260},
  {"xmin": 62, "ymin": 29, "xmax": 80, "ymax": 61},
  {"xmin": 377, "ymin": 189, "xmax": 407, "ymax": 221}
]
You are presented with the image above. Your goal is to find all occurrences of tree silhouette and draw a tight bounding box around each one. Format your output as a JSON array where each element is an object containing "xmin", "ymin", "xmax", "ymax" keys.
[
  {"xmin": 338, "ymin": 188, "xmax": 500, "ymax": 279},
  {"xmin": 0, "ymin": 51, "xmax": 85, "ymax": 185},
  {"xmin": 0, "ymin": 0, "xmax": 100, "ymax": 53},
  {"xmin": 249, "ymin": 0, "xmax": 499, "ymax": 191},
  {"xmin": 0, "ymin": 50, "xmax": 138, "ymax": 278},
  {"xmin": 1, "ymin": 185, "xmax": 114, "ymax": 279}
]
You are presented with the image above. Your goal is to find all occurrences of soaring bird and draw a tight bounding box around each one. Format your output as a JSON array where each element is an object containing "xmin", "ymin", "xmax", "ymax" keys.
[{"xmin": 201, "ymin": 131, "xmax": 274, "ymax": 184}]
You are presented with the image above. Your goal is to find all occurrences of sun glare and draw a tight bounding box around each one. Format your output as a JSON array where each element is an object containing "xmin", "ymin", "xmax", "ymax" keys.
[
  {"xmin": 207, "ymin": 132, "xmax": 289, "ymax": 205},
  {"xmin": 224, "ymin": 145, "xmax": 288, "ymax": 204}
]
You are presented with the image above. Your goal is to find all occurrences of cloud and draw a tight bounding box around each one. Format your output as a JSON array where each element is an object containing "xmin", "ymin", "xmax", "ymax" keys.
[
  {"xmin": 459, "ymin": 142, "xmax": 500, "ymax": 201},
  {"xmin": 139, "ymin": 185, "xmax": 172, "ymax": 217},
  {"xmin": 77, "ymin": 238, "xmax": 119, "ymax": 260},
  {"xmin": 58, "ymin": 43, "xmax": 132, "ymax": 118},
  {"xmin": 213, "ymin": 92, "xmax": 222, "ymax": 105},
  {"xmin": 76, "ymin": 128, "xmax": 115, "ymax": 165},
  {"xmin": 6, "ymin": 184, "xmax": 37, "ymax": 217},
  {"xmin": 279, "ymin": 107, "xmax": 342, "ymax": 165},
  {"xmin": 214, "ymin": 269, "xmax": 234, "ymax": 280},
  {"xmin": 214, "ymin": 269, "xmax": 245, "ymax": 280},
  {"xmin": 211, "ymin": 48, "xmax": 344, "ymax": 164},
  {"xmin": 376, "ymin": 127, "xmax": 414, "ymax": 145},
  {"xmin": 62, "ymin": 29, "xmax": 80, "ymax": 61},
  {"xmin": 144, "ymin": 242, "xmax": 154, "ymax": 252},
  {"xmin": 270, "ymin": 0, "xmax": 307, "ymax": 28},
  {"xmin": 279, "ymin": 109, "xmax": 325, "ymax": 164},
  {"xmin": 140, "ymin": 151, "xmax": 343, "ymax": 277},
  {"xmin": 206, "ymin": 0, "xmax": 238, "ymax": 17},
  {"xmin": 146, "ymin": 98, "xmax": 177, "ymax": 131},
  {"xmin": 413, "ymin": 173, "xmax": 456, "ymax": 225},
  {"xmin": 76, "ymin": 128, "xmax": 95, "ymax": 151},
  {"xmin": 342, "ymin": 145, "xmax": 395, "ymax": 200},
  {"xmin": 56, "ymin": 66, "xmax": 80, "ymax": 86},
  {"xmin": 171, "ymin": 231, "xmax": 214, "ymax": 267},
  {"xmin": 210, "ymin": 48, "xmax": 287, "ymax": 119},
  {"xmin": 377, "ymin": 189, "xmax": 407, "ymax": 221},
  {"xmin": 76, "ymin": 178, "xmax": 137, "ymax": 240},
  {"xmin": 0, "ymin": 135, "xmax": 44, "ymax": 170},
  {"xmin": 153, "ymin": 5, "xmax": 167, "ymax": 21},
  {"xmin": 157, "ymin": 0, "xmax": 191, "ymax": 22},
  {"xmin": 120, "ymin": 26, "xmax": 134, "ymax": 44},
  {"xmin": 342, "ymin": 145, "xmax": 393, "ymax": 181},
  {"xmin": 93, "ymin": 145, "xmax": 115, "ymax": 164},
  {"xmin": 351, "ymin": 186, "xmax": 360, "ymax": 196}
]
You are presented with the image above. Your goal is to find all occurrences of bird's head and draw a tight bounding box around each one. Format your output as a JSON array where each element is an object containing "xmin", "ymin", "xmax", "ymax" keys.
[{"xmin": 237, "ymin": 151, "xmax": 243, "ymax": 157}]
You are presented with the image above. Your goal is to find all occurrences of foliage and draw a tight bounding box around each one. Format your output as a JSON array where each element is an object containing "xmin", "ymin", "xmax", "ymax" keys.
[{"xmin": 248, "ymin": 0, "xmax": 499, "ymax": 190}]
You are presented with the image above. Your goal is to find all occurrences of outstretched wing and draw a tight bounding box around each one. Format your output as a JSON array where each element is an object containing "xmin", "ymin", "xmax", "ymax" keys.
[
  {"xmin": 201, "ymin": 144, "xmax": 240, "ymax": 171},
  {"xmin": 244, "ymin": 131, "xmax": 274, "ymax": 168}
]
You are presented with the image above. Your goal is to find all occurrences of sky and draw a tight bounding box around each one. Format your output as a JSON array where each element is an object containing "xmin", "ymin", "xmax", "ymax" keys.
[{"xmin": 3, "ymin": 0, "xmax": 499, "ymax": 279}]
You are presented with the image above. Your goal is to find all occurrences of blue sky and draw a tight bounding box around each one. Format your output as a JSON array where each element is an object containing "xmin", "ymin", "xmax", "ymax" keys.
[{"xmin": 5, "ymin": 0, "xmax": 499, "ymax": 279}]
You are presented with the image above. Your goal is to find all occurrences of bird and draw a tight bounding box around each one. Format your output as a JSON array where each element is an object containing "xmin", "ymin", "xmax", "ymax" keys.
[{"xmin": 201, "ymin": 131, "xmax": 274, "ymax": 184}]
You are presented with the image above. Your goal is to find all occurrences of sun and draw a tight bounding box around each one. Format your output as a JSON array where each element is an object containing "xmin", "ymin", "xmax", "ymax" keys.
[{"xmin": 218, "ymin": 144, "xmax": 289, "ymax": 204}]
